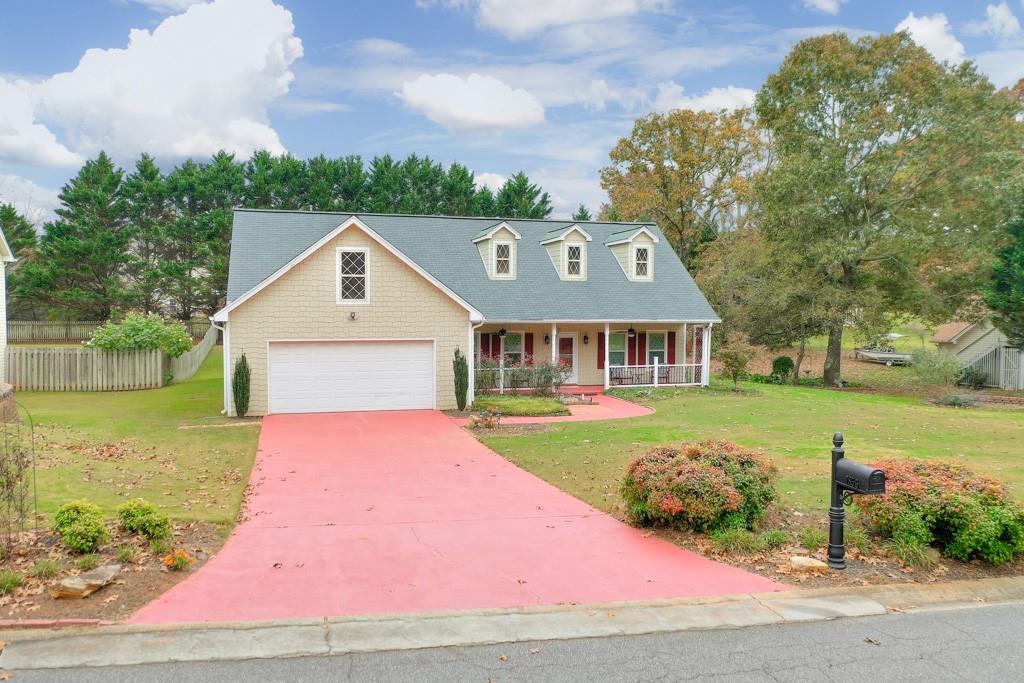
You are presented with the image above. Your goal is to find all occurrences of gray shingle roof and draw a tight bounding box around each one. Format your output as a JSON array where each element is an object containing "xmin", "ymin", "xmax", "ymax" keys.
[{"xmin": 225, "ymin": 210, "xmax": 719, "ymax": 322}]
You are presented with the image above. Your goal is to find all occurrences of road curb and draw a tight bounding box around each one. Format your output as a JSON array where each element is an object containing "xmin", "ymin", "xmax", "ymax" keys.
[{"xmin": 3, "ymin": 576, "xmax": 1023, "ymax": 671}]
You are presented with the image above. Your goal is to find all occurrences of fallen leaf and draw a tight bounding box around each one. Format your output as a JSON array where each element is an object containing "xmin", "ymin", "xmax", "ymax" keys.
[
  {"xmin": 529, "ymin": 648, "xmax": 541, "ymax": 655},
  {"xmin": 499, "ymin": 654, "xmax": 508, "ymax": 662},
  {"xmin": 864, "ymin": 637, "xmax": 881, "ymax": 646}
]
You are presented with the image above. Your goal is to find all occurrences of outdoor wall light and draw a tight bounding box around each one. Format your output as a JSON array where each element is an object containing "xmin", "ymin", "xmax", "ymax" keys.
[
  {"xmin": 583, "ymin": 334, "xmax": 589, "ymax": 345},
  {"xmin": 349, "ymin": 312, "xmax": 357, "ymax": 321},
  {"xmin": 498, "ymin": 328, "xmax": 507, "ymax": 337},
  {"xmin": 544, "ymin": 334, "xmax": 550, "ymax": 344},
  {"xmin": 627, "ymin": 327, "xmax": 636, "ymax": 338}
]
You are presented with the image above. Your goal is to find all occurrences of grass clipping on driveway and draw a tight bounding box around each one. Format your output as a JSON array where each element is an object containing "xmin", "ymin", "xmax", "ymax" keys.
[
  {"xmin": 473, "ymin": 394, "xmax": 570, "ymax": 416},
  {"xmin": 20, "ymin": 351, "xmax": 259, "ymax": 526}
]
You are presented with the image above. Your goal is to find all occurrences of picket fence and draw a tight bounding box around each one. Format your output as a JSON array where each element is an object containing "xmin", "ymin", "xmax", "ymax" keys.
[
  {"xmin": 6, "ymin": 324, "xmax": 219, "ymax": 391},
  {"xmin": 7, "ymin": 319, "xmax": 211, "ymax": 343}
]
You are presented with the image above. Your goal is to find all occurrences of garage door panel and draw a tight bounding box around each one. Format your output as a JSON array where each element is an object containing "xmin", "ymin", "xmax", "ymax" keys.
[{"xmin": 269, "ymin": 341, "xmax": 433, "ymax": 413}]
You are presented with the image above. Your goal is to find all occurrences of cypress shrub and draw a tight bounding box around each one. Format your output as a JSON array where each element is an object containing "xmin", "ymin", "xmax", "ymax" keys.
[
  {"xmin": 233, "ymin": 353, "xmax": 251, "ymax": 417},
  {"xmin": 453, "ymin": 347, "xmax": 469, "ymax": 411}
]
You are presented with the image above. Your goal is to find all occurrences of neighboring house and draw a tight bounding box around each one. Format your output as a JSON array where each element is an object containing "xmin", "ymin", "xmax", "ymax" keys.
[
  {"xmin": 213, "ymin": 210, "xmax": 719, "ymax": 415},
  {"xmin": 0, "ymin": 228, "xmax": 14, "ymax": 383},
  {"xmin": 932, "ymin": 319, "xmax": 1024, "ymax": 391}
]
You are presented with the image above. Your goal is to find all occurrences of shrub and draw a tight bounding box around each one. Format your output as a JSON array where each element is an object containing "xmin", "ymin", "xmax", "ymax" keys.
[
  {"xmin": 163, "ymin": 549, "xmax": 195, "ymax": 571},
  {"xmin": 30, "ymin": 559, "xmax": 60, "ymax": 580},
  {"xmin": 86, "ymin": 313, "xmax": 192, "ymax": 358},
  {"xmin": 54, "ymin": 501, "xmax": 109, "ymax": 553},
  {"xmin": 525, "ymin": 359, "xmax": 573, "ymax": 397},
  {"xmin": 746, "ymin": 373, "xmax": 786, "ymax": 385},
  {"xmin": 717, "ymin": 334, "xmax": 759, "ymax": 388},
  {"xmin": 453, "ymin": 348, "xmax": 469, "ymax": 411},
  {"xmin": 117, "ymin": 545, "xmax": 139, "ymax": 564},
  {"xmin": 76, "ymin": 554, "xmax": 100, "ymax": 571},
  {"xmin": 798, "ymin": 526, "xmax": 826, "ymax": 551},
  {"xmin": 857, "ymin": 459, "xmax": 1024, "ymax": 565},
  {"xmin": 908, "ymin": 348, "xmax": 963, "ymax": 394},
  {"xmin": 771, "ymin": 356, "xmax": 794, "ymax": 379},
  {"xmin": 149, "ymin": 538, "xmax": 171, "ymax": 556},
  {"xmin": 934, "ymin": 393, "xmax": 979, "ymax": 409},
  {"xmin": 885, "ymin": 539, "xmax": 940, "ymax": 570},
  {"xmin": 232, "ymin": 353, "xmax": 251, "ymax": 417},
  {"xmin": 711, "ymin": 528, "xmax": 764, "ymax": 554},
  {"xmin": 622, "ymin": 440, "xmax": 778, "ymax": 533},
  {"xmin": 0, "ymin": 570, "xmax": 22, "ymax": 595},
  {"xmin": 117, "ymin": 499, "xmax": 171, "ymax": 540},
  {"xmin": 957, "ymin": 366, "xmax": 987, "ymax": 390},
  {"xmin": 761, "ymin": 529, "xmax": 790, "ymax": 550}
]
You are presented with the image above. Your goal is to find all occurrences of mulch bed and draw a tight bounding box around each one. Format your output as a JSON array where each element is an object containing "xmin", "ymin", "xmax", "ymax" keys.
[{"xmin": 0, "ymin": 521, "xmax": 225, "ymax": 625}]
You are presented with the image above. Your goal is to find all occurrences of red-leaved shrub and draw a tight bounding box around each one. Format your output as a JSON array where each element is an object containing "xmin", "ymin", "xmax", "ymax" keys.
[
  {"xmin": 622, "ymin": 441, "xmax": 778, "ymax": 532},
  {"xmin": 857, "ymin": 459, "xmax": 1024, "ymax": 565}
]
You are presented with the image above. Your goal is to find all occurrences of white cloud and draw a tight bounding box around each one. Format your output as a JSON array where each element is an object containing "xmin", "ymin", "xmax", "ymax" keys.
[
  {"xmin": 973, "ymin": 49, "xmax": 1024, "ymax": 87},
  {"xmin": 965, "ymin": 3, "xmax": 1022, "ymax": 41},
  {"xmin": 474, "ymin": 171, "xmax": 506, "ymax": 192},
  {"xmin": 424, "ymin": 0, "xmax": 668, "ymax": 40},
  {"xmin": 20, "ymin": 0, "xmax": 302, "ymax": 162},
  {"xmin": 126, "ymin": 0, "xmax": 206, "ymax": 12},
  {"xmin": 0, "ymin": 79, "xmax": 83, "ymax": 168},
  {"xmin": 351, "ymin": 38, "xmax": 413, "ymax": 59},
  {"xmin": 652, "ymin": 82, "xmax": 756, "ymax": 112},
  {"xmin": 397, "ymin": 73, "xmax": 545, "ymax": 130},
  {"xmin": 0, "ymin": 174, "xmax": 61, "ymax": 225},
  {"xmin": 802, "ymin": 0, "xmax": 846, "ymax": 15},
  {"xmin": 895, "ymin": 12, "xmax": 965, "ymax": 64}
]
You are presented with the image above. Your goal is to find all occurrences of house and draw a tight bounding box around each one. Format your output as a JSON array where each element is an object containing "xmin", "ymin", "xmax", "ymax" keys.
[
  {"xmin": 0, "ymin": 228, "xmax": 14, "ymax": 383},
  {"xmin": 213, "ymin": 210, "xmax": 720, "ymax": 415},
  {"xmin": 932, "ymin": 319, "xmax": 1023, "ymax": 391}
]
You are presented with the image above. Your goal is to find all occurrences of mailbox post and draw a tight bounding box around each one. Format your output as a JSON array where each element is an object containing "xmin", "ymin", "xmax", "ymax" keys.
[{"xmin": 828, "ymin": 433, "xmax": 885, "ymax": 570}]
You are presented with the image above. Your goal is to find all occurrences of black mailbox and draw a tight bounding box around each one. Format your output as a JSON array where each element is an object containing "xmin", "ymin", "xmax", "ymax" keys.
[
  {"xmin": 835, "ymin": 459, "xmax": 885, "ymax": 495},
  {"xmin": 828, "ymin": 433, "xmax": 885, "ymax": 570}
]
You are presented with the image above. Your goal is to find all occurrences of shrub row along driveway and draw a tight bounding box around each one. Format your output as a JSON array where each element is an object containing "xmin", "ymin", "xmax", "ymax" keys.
[{"xmin": 131, "ymin": 410, "xmax": 780, "ymax": 623}]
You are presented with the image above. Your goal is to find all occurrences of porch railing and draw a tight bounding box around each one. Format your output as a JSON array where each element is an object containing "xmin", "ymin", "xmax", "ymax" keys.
[
  {"xmin": 475, "ymin": 366, "xmax": 532, "ymax": 393},
  {"xmin": 609, "ymin": 360, "xmax": 703, "ymax": 387}
]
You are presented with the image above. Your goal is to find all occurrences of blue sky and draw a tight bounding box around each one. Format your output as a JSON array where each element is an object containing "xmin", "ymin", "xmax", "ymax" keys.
[{"xmin": 1, "ymin": 0, "xmax": 1022, "ymax": 221}]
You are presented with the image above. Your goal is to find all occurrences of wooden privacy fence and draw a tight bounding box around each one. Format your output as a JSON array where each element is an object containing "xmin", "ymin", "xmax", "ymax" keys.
[
  {"xmin": 168, "ymin": 324, "xmax": 218, "ymax": 383},
  {"xmin": 7, "ymin": 319, "xmax": 211, "ymax": 343},
  {"xmin": 6, "ymin": 347, "xmax": 164, "ymax": 391}
]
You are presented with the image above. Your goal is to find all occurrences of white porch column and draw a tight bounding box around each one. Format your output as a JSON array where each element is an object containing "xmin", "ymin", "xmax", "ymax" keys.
[
  {"xmin": 551, "ymin": 323, "xmax": 558, "ymax": 364},
  {"xmin": 499, "ymin": 332, "xmax": 505, "ymax": 394},
  {"xmin": 603, "ymin": 322, "xmax": 610, "ymax": 390},
  {"xmin": 467, "ymin": 323, "xmax": 476, "ymax": 407},
  {"xmin": 701, "ymin": 324, "xmax": 712, "ymax": 387}
]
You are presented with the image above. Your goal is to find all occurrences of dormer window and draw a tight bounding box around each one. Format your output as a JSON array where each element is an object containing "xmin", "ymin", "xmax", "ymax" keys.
[
  {"xmin": 633, "ymin": 245, "xmax": 650, "ymax": 279},
  {"xmin": 541, "ymin": 224, "xmax": 592, "ymax": 281},
  {"xmin": 495, "ymin": 242, "xmax": 513, "ymax": 276},
  {"xmin": 567, "ymin": 245, "xmax": 583, "ymax": 277}
]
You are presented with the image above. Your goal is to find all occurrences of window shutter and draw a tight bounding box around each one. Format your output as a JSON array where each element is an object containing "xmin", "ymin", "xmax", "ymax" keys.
[
  {"xmin": 627, "ymin": 335, "xmax": 637, "ymax": 366},
  {"xmin": 524, "ymin": 333, "xmax": 534, "ymax": 361},
  {"xmin": 597, "ymin": 332, "xmax": 605, "ymax": 369},
  {"xmin": 637, "ymin": 333, "xmax": 647, "ymax": 364},
  {"xmin": 480, "ymin": 334, "xmax": 490, "ymax": 358},
  {"xmin": 668, "ymin": 331, "xmax": 676, "ymax": 364}
]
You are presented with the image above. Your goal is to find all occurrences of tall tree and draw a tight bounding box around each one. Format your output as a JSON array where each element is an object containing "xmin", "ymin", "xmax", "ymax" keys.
[
  {"xmin": 572, "ymin": 204, "xmax": 592, "ymax": 221},
  {"xmin": 495, "ymin": 172, "xmax": 552, "ymax": 219},
  {"xmin": 365, "ymin": 155, "xmax": 404, "ymax": 213},
  {"xmin": 120, "ymin": 154, "xmax": 169, "ymax": 313},
  {"xmin": 755, "ymin": 32, "xmax": 1023, "ymax": 386},
  {"xmin": 441, "ymin": 163, "xmax": 477, "ymax": 216},
  {"xmin": 600, "ymin": 107, "xmax": 764, "ymax": 269},
  {"xmin": 398, "ymin": 154, "xmax": 444, "ymax": 214},
  {"xmin": 200, "ymin": 151, "xmax": 245, "ymax": 312},
  {"xmin": 984, "ymin": 203, "xmax": 1024, "ymax": 349},
  {"xmin": 0, "ymin": 204, "xmax": 38, "ymax": 258},
  {"xmin": 15, "ymin": 152, "xmax": 131, "ymax": 318}
]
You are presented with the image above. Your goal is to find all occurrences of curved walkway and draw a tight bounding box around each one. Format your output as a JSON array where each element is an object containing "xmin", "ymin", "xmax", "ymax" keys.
[
  {"xmin": 450, "ymin": 393, "xmax": 653, "ymax": 426},
  {"xmin": 130, "ymin": 410, "xmax": 780, "ymax": 624}
]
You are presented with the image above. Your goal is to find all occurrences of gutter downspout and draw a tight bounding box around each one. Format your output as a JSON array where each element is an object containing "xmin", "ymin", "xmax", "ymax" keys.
[
  {"xmin": 470, "ymin": 320, "xmax": 485, "ymax": 406},
  {"xmin": 210, "ymin": 317, "xmax": 229, "ymax": 415}
]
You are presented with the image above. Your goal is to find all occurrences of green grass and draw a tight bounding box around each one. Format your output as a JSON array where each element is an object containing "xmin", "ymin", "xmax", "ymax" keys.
[
  {"xmin": 472, "ymin": 394, "xmax": 569, "ymax": 416},
  {"xmin": 481, "ymin": 381, "xmax": 1024, "ymax": 513},
  {"xmin": 18, "ymin": 351, "xmax": 259, "ymax": 525}
]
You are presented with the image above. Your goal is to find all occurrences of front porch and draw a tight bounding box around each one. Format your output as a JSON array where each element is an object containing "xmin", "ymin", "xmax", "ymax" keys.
[{"xmin": 473, "ymin": 321, "xmax": 712, "ymax": 393}]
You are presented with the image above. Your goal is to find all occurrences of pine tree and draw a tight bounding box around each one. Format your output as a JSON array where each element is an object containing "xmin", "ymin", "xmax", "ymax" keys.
[
  {"xmin": 121, "ymin": 154, "xmax": 169, "ymax": 313},
  {"xmin": 572, "ymin": 204, "xmax": 592, "ymax": 221},
  {"xmin": 232, "ymin": 353, "xmax": 251, "ymax": 417},
  {"xmin": 0, "ymin": 204, "xmax": 38, "ymax": 257},
  {"xmin": 985, "ymin": 205, "xmax": 1024, "ymax": 349},
  {"xmin": 496, "ymin": 172, "xmax": 552, "ymax": 218}
]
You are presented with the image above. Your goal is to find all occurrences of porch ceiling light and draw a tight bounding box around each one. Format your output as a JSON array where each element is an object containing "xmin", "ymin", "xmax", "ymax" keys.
[
  {"xmin": 498, "ymin": 328, "xmax": 507, "ymax": 337},
  {"xmin": 544, "ymin": 334, "xmax": 550, "ymax": 344},
  {"xmin": 627, "ymin": 327, "xmax": 636, "ymax": 338}
]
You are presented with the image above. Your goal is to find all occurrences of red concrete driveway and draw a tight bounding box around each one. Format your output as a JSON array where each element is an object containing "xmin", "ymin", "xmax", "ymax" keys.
[{"xmin": 130, "ymin": 411, "xmax": 781, "ymax": 624}]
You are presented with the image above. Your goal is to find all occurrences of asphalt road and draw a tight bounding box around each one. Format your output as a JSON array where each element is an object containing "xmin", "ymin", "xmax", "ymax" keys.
[{"xmin": 13, "ymin": 602, "xmax": 1024, "ymax": 682}]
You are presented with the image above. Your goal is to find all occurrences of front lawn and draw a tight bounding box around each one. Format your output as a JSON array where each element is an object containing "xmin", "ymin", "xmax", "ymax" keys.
[
  {"xmin": 481, "ymin": 383, "xmax": 1024, "ymax": 514},
  {"xmin": 17, "ymin": 350, "xmax": 259, "ymax": 525},
  {"xmin": 473, "ymin": 394, "xmax": 570, "ymax": 416}
]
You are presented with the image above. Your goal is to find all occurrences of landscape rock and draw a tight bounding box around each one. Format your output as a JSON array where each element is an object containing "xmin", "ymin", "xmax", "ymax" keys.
[
  {"xmin": 790, "ymin": 556, "xmax": 829, "ymax": 574},
  {"xmin": 49, "ymin": 563, "xmax": 122, "ymax": 599}
]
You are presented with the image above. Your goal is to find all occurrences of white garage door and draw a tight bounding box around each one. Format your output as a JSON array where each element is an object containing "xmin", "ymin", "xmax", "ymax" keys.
[{"xmin": 268, "ymin": 340, "xmax": 434, "ymax": 414}]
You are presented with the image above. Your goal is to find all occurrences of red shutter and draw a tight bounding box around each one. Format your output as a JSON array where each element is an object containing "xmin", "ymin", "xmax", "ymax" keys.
[
  {"xmin": 597, "ymin": 332, "xmax": 605, "ymax": 369},
  {"xmin": 637, "ymin": 333, "xmax": 647, "ymax": 365},
  {"xmin": 627, "ymin": 335, "xmax": 637, "ymax": 366},
  {"xmin": 524, "ymin": 333, "xmax": 534, "ymax": 363},
  {"xmin": 668, "ymin": 331, "xmax": 676, "ymax": 364},
  {"xmin": 480, "ymin": 334, "xmax": 490, "ymax": 358}
]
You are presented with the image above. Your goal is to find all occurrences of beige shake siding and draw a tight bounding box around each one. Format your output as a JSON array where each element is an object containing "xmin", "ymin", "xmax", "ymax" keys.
[{"xmin": 227, "ymin": 226, "xmax": 471, "ymax": 415}]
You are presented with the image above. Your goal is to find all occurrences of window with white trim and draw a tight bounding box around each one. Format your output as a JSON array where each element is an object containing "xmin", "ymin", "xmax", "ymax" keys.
[
  {"xmin": 494, "ymin": 241, "xmax": 514, "ymax": 278},
  {"xmin": 566, "ymin": 244, "xmax": 584, "ymax": 279},
  {"xmin": 337, "ymin": 248, "xmax": 368, "ymax": 302},
  {"xmin": 609, "ymin": 332, "xmax": 626, "ymax": 366},
  {"xmin": 503, "ymin": 332, "xmax": 523, "ymax": 366},
  {"xmin": 633, "ymin": 245, "xmax": 651, "ymax": 279},
  {"xmin": 647, "ymin": 332, "xmax": 666, "ymax": 364}
]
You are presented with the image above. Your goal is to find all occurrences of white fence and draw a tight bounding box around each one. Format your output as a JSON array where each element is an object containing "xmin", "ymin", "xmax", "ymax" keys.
[
  {"xmin": 168, "ymin": 324, "xmax": 217, "ymax": 383},
  {"xmin": 6, "ymin": 347, "xmax": 164, "ymax": 391},
  {"xmin": 7, "ymin": 319, "xmax": 212, "ymax": 343}
]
